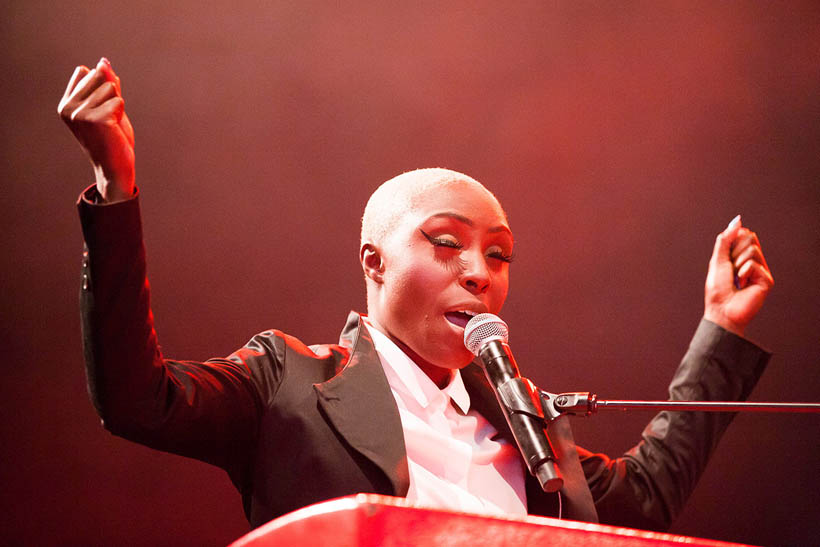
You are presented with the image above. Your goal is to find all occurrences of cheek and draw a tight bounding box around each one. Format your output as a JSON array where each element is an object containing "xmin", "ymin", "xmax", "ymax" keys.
[
  {"xmin": 386, "ymin": 263, "xmax": 439, "ymax": 319},
  {"xmin": 395, "ymin": 258, "xmax": 449, "ymax": 299},
  {"xmin": 489, "ymin": 272, "xmax": 510, "ymax": 312}
]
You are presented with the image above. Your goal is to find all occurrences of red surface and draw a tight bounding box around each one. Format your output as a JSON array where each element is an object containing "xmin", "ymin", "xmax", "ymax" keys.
[{"xmin": 232, "ymin": 495, "xmax": 755, "ymax": 547}]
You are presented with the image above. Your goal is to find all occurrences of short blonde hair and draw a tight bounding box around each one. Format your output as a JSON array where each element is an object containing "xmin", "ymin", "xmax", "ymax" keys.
[{"xmin": 360, "ymin": 168, "xmax": 499, "ymax": 248}]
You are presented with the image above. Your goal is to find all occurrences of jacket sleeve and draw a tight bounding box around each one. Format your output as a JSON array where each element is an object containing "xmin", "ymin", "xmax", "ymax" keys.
[
  {"xmin": 578, "ymin": 319, "xmax": 770, "ymax": 531},
  {"xmin": 77, "ymin": 185, "xmax": 281, "ymax": 475}
]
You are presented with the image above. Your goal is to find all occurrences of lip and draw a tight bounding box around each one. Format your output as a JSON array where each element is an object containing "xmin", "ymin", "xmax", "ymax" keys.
[{"xmin": 444, "ymin": 303, "xmax": 488, "ymax": 316}]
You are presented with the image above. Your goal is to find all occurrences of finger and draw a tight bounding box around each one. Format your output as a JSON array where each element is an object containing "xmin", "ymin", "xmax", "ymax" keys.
[
  {"xmin": 66, "ymin": 58, "xmax": 112, "ymax": 105},
  {"xmin": 77, "ymin": 80, "xmax": 118, "ymax": 113},
  {"xmin": 730, "ymin": 228, "xmax": 756, "ymax": 256},
  {"xmin": 732, "ymin": 231, "xmax": 769, "ymax": 272},
  {"xmin": 84, "ymin": 95, "xmax": 125, "ymax": 124},
  {"xmin": 737, "ymin": 260, "xmax": 774, "ymax": 288},
  {"xmin": 97, "ymin": 57, "xmax": 122, "ymax": 95},
  {"xmin": 733, "ymin": 243, "xmax": 763, "ymax": 270},
  {"xmin": 70, "ymin": 85, "xmax": 118, "ymax": 124},
  {"xmin": 60, "ymin": 66, "xmax": 89, "ymax": 103},
  {"xmin": 63, "ymin": 68, "xmax": 103, "ymax": 111}
]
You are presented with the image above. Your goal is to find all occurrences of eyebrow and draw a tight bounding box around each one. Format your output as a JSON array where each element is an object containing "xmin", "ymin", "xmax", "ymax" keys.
[{"xmin": 426, "ymin": 212, "xmax": 513, "ymax": 235}]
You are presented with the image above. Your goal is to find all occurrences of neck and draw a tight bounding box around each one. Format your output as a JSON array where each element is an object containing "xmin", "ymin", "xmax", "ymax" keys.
[{"xmin": 365, "ymin": 316, "xmax": 453, "ymax": 389}]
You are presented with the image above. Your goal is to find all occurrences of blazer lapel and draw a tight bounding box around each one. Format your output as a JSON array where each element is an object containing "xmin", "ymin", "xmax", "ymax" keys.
[
  {"xmin": 461, "ymin": 362, "xmax": 516, "ymax": 445},
  {"xmin": 462, "ymin": 363, "xmax": 599, "ymax": 522},
  {"xmin": 313, "ymin": 312, "xmax": 410, "ymax": 497}
]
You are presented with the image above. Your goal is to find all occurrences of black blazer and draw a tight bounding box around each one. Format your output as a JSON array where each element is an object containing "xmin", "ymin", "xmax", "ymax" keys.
[{"xmin": 77, "ymin": 187, "xmax": 770, "ymax": 532}]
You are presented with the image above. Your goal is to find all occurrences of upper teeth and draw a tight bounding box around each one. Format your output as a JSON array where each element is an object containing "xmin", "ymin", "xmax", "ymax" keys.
[{"xmin": 460, "ymin": 310, "xmax": 477, "ymax": 316}]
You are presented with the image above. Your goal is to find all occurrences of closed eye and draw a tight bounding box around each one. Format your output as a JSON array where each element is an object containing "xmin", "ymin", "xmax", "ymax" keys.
[
  {"xmin": 420, "ymin": 229, "xmax": 463, "ymax": 250},
  {"xmin": 488, "ymin": 250, "xmax": 515, "ymax": 263},
  {"xmin": 422, "ymin": 229, "xmax": 514, "ymax": 263}
]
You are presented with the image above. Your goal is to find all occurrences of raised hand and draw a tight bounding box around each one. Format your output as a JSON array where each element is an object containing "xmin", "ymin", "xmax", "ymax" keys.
[
  {"xmin": 58, "ymin": 57, "xmax": 135, "ymax": 203},
  {"xmin": 704, "ymin": 215, "xmax": 774, "ymax": 337}
]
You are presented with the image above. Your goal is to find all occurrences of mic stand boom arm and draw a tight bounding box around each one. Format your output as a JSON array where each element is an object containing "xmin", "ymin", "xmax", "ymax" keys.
[{"xmin": 541, "ymin": 391, "xmax": 820, "ymax": 418}]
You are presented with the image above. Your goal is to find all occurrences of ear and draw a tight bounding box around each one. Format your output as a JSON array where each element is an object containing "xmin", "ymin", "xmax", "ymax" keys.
[{"xmin": 360, "ymin": 243, "xmax": 385, "ymax": 284}]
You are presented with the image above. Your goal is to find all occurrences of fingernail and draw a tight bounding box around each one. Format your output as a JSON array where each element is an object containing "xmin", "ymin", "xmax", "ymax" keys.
[
  {"xmin": 99, "ymin": 57, "xmax": 110, "ymax": 67},
  {"xmin": 727, "ymin": 214, "xmax": 741, "ymax": 230}
]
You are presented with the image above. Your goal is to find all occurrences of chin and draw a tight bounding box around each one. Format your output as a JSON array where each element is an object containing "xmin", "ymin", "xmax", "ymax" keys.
[{"xmin": 432, "ymin": 347, "xmax": 476, "ymax": 370}]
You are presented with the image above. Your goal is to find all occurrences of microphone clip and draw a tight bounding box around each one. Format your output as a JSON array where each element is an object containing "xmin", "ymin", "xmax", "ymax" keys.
[
  {"xmin": 496, "ymin": 377, "xmax": 555, "ymax": 422},
  {"xmin": 540, "ymin": 391, "xmax": 597, "ymax": 419}
]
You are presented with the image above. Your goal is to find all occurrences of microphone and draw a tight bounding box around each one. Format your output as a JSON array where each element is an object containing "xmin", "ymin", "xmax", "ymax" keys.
[{"xmin": 464, "ymin": 313, "xmax": 563, "ymax": 493}]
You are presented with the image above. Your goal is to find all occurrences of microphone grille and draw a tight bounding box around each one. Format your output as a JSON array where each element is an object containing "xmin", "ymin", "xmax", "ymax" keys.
[{"xmin": 463, "ymin": 313, "xmax": 509, "ymax": 355}]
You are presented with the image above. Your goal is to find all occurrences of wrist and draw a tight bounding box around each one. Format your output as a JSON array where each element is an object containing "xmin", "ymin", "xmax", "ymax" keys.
[
  {"xmin": 94, "ymin": 166, "xmax": 135, "ymax": 203},
  {"xmin": 703, "ymin": 310, "xmax": 745, "ymax": 338}
]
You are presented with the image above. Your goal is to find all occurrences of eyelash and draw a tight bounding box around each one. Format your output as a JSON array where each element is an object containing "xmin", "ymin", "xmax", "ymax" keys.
[{"xmin": 419, "ymin": 230, "xmax": 515, "ymax": 263}]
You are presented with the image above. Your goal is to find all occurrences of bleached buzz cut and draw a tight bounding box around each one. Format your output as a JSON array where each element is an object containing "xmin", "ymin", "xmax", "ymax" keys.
[{"xmin": 360, "ymin": 168, "xmax": 501, "ymax": 249}]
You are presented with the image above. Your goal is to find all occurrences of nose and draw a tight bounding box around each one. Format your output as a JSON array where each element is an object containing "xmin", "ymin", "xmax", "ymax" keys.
[{"xmin": 459, "ymin": 250, "xmax": 490, "ymax": 295}]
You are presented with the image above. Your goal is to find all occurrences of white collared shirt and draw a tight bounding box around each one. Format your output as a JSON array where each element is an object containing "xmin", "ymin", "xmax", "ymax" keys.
[{"xmin": 364, "ymin": 320, "xmax": 527, "ymax": 516}]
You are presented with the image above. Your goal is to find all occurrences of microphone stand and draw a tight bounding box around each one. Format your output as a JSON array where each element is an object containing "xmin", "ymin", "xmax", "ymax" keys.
[{"xmin": 538, "ymin": 391, "xmax": 820, "ymax": 420}]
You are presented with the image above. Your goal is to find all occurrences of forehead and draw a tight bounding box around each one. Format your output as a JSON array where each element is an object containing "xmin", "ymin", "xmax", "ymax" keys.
[{"xmin": 408, "ymin": 180, "xmax": 508, "ymax": 227}]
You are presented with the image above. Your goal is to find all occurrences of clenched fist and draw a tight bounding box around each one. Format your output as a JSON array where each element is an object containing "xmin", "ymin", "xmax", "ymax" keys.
[
  {"xmin": 58, "ymin": 57, "xmax": 135, "ymax": 203},
  {"xmin": 704, "ymin": 215, "xmax": 774, "ymax": 337}
]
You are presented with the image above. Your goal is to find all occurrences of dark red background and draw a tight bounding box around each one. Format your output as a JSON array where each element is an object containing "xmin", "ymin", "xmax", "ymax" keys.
[{"xmin": 2, "ymin": 3, "xmax": 818, "ymax": 545}]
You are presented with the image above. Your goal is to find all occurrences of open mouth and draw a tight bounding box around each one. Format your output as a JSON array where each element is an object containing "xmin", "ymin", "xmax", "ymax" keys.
[{"xmin": 444, "ymin": 311, "xmax": 477, "ymax": 329}]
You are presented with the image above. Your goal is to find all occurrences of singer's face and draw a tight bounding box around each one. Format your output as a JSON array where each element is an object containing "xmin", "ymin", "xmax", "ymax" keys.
[{"xmin": 372, "ymin": 181, "xmax": 513, "ymax": 381}]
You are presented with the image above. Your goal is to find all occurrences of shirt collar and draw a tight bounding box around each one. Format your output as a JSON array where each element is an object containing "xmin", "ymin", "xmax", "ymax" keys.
[{"xmin": 363, "ymin": 318, "xmax": 471, "ymax": 414}]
